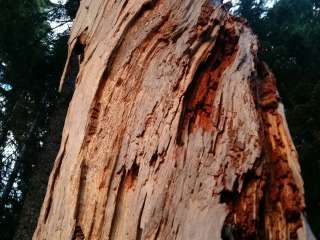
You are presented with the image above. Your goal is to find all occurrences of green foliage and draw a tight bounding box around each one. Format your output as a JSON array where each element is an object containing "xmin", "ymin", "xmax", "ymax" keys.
[
  {"xmin": 235, "ymin": 0, "xmax": 267, "ymax": 33},
  {"xmin": 237, "ymin": 0, "xmax": 320, "ymax": 236},
  {"xmin": 65, "ymin": 0, "xmax": 80, "ymax": 19},
  {"xmin": 0, "ymin": 0, "xmax": 53, "ymax": 95}
]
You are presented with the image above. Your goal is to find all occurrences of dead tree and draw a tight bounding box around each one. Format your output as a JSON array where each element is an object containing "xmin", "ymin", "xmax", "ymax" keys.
[{"xmin": 34, "ymin": 0, "xmax": 311, "ymax": 239}]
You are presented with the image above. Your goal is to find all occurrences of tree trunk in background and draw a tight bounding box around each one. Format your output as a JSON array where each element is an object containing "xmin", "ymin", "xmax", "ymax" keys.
[
  {"xmin": 12, "ymin": 93, "xmax": 71, "ymax": 240},
  {"xmin": 34, "ymin": 0, "xmax": 310, "ymax": 239}
]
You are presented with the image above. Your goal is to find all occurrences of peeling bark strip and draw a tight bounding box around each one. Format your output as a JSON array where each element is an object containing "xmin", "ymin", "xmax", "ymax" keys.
[{"xmin": 34, "ymin": 0, "xmax": 308, "ymax": 239}]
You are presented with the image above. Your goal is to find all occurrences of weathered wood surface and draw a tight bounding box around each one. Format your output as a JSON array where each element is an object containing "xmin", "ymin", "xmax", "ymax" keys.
[{"xmin": 34, "ymin": 0, "xmax": 308, "ymax": 239}]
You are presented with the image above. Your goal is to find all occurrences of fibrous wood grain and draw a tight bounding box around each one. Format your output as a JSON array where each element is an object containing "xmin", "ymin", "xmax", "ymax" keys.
[{"xmin": 34, "ymin": 0, "xmax": 308, "ymax": 239}]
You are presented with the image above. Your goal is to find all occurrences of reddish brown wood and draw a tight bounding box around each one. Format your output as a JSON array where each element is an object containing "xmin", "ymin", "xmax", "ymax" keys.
[{"xmin": 34, "ymin": 1, "xmax": 309, "ymax": 239}]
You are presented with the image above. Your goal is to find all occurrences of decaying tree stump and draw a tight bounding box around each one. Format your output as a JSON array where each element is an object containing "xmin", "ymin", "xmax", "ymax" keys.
[{"xmin": 34, "ymin": 0, "xmax": 310, "ymax": 239}]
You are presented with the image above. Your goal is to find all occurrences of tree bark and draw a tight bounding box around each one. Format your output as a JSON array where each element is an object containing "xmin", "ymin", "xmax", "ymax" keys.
[{"xmin": 34, "ymin": 0, "xmax": 309, "ymax": 239}]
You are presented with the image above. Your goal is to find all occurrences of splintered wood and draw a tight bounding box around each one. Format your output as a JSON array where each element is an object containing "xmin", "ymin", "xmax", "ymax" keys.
[{"xmin": 34, "ymin": 0, "xmax": 308, "ymax": 239}]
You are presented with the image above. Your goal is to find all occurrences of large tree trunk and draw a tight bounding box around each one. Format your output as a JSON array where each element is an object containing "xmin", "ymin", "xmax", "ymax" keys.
[{"xmin": 34, "ymin": 0, "xmax": 310, "ymax": 239}]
